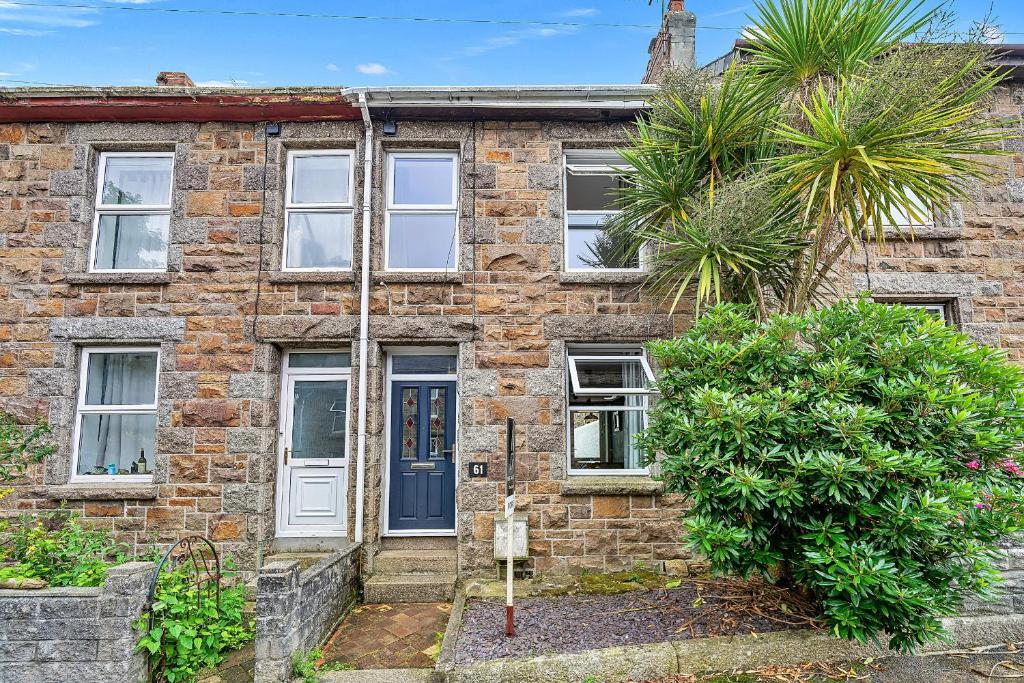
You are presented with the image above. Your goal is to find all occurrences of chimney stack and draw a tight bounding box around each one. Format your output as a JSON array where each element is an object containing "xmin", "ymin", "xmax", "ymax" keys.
[
  {"xmin": 155, "ymin": 71, "xmax": 195, "ymax": 87},
  {"xmin": 643, "ymin": 0, "xmax": 696, "ymax": 83}
]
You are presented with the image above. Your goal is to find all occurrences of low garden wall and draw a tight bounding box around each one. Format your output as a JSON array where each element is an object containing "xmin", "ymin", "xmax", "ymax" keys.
[
  {"xmin": 254, "ymin": 542, "xmax": 361, "ymax": 683},
  {"xmin": 0, "ymin": 561, "xmax": 154, "ymax": 683}
]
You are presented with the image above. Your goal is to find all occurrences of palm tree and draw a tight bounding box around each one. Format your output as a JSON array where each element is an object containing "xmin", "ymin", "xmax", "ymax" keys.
[{"xmin": 609, "ymin": 0, "xmax": 1010, "ymax": 315}]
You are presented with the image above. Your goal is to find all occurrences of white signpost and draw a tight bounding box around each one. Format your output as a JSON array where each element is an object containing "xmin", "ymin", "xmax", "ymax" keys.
[{"xmin": 505, "ymin": 416, "xmax": 516, "ymax": 638}]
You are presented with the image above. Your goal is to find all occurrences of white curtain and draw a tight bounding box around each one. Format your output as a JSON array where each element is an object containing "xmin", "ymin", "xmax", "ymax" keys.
[{"xmin": 78, "ymin": 354, "xmax": 156, "ymax": 475}]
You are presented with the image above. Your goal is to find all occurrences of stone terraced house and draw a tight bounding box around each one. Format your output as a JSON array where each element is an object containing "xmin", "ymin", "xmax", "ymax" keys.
[{"xmin": 0, "ymin": 1, "xmax": 1023, "ymax": 604}]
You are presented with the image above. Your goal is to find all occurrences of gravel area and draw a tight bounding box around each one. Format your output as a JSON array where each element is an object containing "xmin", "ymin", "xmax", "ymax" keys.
[{"xmin": 455, "ymin": 582, "xmax": 817, "ymax": 664}]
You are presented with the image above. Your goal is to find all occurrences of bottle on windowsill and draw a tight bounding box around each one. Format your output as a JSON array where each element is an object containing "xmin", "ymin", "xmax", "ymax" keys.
[{"xmin": 137, "ymin": 449, "xmax": 148, "ymax": 475}]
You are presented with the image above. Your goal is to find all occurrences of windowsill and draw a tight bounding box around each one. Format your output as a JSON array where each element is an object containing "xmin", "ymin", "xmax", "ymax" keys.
[
  {"xmin": 267, "ymin": 271, "xmax": 356, "ymax": 284},
  {"xmin": 561, "ymin": 475, "xmax": 664, "ymax": 496},
  {"xmin": 67, "ymin": 272, "xmax": 174, "ymax": 285},
  {"xmin": 559, "ymin": 271, "xmax": 646, "ymax": 285},
  {"xmin": 28, "ymin": 483, "xmax": 159, "ymax": 500},
  {"xmin": 376, "ymin": 271, "xmax": 464, "ymax": 284}
]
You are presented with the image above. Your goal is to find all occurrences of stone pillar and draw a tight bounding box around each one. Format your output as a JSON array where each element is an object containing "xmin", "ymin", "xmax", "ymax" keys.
[
  {"xmin": 98, "ymin": 561, "xmax": 153, "ymax": 682},
  {"xmin": 643, "ymin": 0, "xmax": 697, "ymax": 83},
  {"xmin": 253, "ymin": 560, "xmax": 301, "ymax": 683}
]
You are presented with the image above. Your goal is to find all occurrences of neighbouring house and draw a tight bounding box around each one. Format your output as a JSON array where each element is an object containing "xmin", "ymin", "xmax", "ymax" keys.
[{"xmin": 0, "ymin": 1, "xmax": 1022, "ymax": 606}]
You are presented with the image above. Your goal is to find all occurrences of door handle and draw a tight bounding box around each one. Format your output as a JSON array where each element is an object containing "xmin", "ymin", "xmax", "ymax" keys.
[
  {"xmin": 283, "ymin": 447, "xmax": 289, "ymax": 465},
  {"xmin": 443, "ymin": 448, "xmax": 454, "ymax": 460}
]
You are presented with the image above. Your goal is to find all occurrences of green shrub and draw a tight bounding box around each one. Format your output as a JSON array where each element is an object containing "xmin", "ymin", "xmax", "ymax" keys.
[
  {"xmin": 0, "ymin": 513, "xmax": 127, "ymax": 587},
  {"xmin": 136, "ymin": 557, "xmax": 254, "ymax": 683},
  {"xmin": 291, "ymin": 647, "xmax": 352, "ymax": 683},
  {"xmin": 642, "ymin": 301, "xmax": 1024, "ymax": 651}
]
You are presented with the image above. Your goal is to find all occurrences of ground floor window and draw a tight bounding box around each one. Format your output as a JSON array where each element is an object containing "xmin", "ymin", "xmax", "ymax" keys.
[
  {"xmin": 566, "ymin": 345, "xmax": 655, "ymax": 474},
  {"xmin": 72, "ymin": 346, "xmax": 159, "ymax": 481}
]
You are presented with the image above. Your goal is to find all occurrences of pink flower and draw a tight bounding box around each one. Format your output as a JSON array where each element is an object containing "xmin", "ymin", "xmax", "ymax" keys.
[
  {"xmin": 998, "ymin": 460, "xmax": 1023, "ymax": 476},
  {"xmin": 965, "ymin": 460, "xmax": 981, "ymax": 470},
  {"xmin": 975, "ymin": 502, "xmax": 990, "ymax": 510}
]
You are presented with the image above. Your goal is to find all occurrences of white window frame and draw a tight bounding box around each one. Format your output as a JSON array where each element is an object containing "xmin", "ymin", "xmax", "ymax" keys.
[
  {"xmin": 568, "ymin": 355, "xmax": 656, "ymax": 396},
  {"xmin": 89, "ymin": 151, "xmax": 174, "ymax": 274},
  {"xmin": 566, "ymin": 345, "xmax": 651, "ymax": 476},
  {"xmin": 384, "ymin": 151, "xmax": 460, "ymax": 272},
  {"xmin": 880, "ymin": 187, "xmax": 934, "ymax": 230},
  {"xmin": 563, "ymin": 150, "xmax": 642, "ymax": 273},
  {"xmin": 902, "ymin": 302, "xmax": 949, "ymax": 322},
  {"xmin": 70, "ymin": 346, "xmax": 161, "ymax": 483},
  {"xmin": 282, "ymin": 149, "xmax": 356, "ymax": 272}
]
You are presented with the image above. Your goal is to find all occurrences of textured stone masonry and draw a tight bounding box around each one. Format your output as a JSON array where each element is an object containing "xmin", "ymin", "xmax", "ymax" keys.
[{"xmin": 0, "ymin": 560, "xmax": 152, "ymax": 683}]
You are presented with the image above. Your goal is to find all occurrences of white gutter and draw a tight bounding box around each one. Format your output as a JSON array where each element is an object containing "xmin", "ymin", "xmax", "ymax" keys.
[
  {"xmin": 354, "ymin": 93, "xmax": 373, "ymax": 544},
  {"xmin": 344, "ymin": 84, "xmax": 656, "ymax": 109}
]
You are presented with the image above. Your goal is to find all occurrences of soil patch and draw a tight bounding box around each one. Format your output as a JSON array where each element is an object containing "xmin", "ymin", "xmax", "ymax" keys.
[{"xmin": 455, "ymin": 578, "xmax": 819, "ymax": 665}]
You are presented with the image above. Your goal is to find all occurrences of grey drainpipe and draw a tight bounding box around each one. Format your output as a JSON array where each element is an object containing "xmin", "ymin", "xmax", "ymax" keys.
[{"xmin": 354, "ymin": 94, "xmax": 373, "ymax": 544}]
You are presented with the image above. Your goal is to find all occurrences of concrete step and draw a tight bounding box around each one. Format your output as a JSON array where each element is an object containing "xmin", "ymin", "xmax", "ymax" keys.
[
  {"xmin": 364, "ymin": 572, "xmax": 457, "ymax": 603},
  {"xmin": 263, "ymin": 551, "xmax": 332, "ymax": 571},
  {"xmin": 374, "ymin": 549, "xmax": 457, "ymax": 575},
  {"xmin": 380, "ymin": 536, "xmax": 457, "ymax": 551}
]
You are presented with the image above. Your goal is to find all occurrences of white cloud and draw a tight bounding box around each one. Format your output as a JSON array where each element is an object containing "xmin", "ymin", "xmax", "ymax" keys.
[
  {"xmin": 708, "ymin": 4, "xmax": 751, "ymax": 18},
  {"xmin": 194, "ymin": 79, "xmax": 250, "ymax": 87},
  {"xmin": 0, "ymin": 27, "xmax": 52, "ymax": 36},
  {"xmin": 560, "ymin": 8, "xmax": 599, "ymax": 17},
  {"xmin": 326, "ymin": 63, "xmax": 340, "ymax": 72},
  {"xmin": 982, "ymin": 25, "xmax": 1004, "ymax": 44},
  {"xmin": 450, "ymin": 26, "xmax": 575, "ymax": 59},
  {"xmin": 356, "ymin": 62, "xmax": 391, "ymax": 75}
]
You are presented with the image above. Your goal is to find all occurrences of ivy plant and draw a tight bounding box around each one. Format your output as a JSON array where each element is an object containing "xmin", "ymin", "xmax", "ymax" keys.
[
  {"xmin": 642, "ymin": 301, "xmax": 1024, "ymax": 651},
  {"xmin": 136, "ymin": 558, "xmax": 254, "ymax": 683}
]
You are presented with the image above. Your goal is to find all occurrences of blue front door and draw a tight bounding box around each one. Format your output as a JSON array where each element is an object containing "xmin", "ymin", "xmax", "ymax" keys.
[{"xmin": 388, "ymin": 381, "xmax": 456, "ymax": 531}]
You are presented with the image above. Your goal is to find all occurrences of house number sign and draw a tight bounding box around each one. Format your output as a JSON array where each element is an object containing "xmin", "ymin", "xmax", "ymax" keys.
[{"xmin": 467, "ymin": 462, "xmax": 488, "ymax": 478}]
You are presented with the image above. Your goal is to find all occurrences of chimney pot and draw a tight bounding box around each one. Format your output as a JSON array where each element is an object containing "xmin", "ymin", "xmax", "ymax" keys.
[
  {"xmin": 156, "ymin": 71, "xmax": 195, "ymax": 87},
  {"xmin": 669, "ymin": 0, "xmax": 684, "ymax": 11}
]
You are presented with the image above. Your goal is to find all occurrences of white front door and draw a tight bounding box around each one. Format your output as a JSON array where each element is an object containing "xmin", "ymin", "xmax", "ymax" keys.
[{"xmin": 276, "ymin": 352, "xmax": 350, "ymax": 537}]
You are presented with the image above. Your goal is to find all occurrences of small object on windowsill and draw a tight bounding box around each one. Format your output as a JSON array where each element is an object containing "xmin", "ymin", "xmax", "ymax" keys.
[
  {"xmin": 106, "ymin": 463, "xmax": 117, "ymax": 476},
  {"xmin": 137, "ymin": 449, "xmax": 148, "ymax": 475},
  {"xmin": 92, "ymin": 466, "xmax": 106, "ymax": 475}
]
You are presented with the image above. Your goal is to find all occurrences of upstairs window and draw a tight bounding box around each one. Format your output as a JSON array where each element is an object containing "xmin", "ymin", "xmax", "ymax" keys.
[
  {"xmin": 386, "ymin": 152, "xmax": 459, "ymax": 271},
  {"xmin": 880, "ymin": 187, "xmax": 933, "ymax": 230},
  {"xmin": 90, "ymin": 152, "xmax": 173, "ymax": 272},
  {"xmin": 567, "ymin": 346, "xmax": 655, "ymax": 474},
  {"xmin": 72, "ymin": 347, "xmax": 159, "ymax": 481},
  {"xmin": 564, "ymin": 150, "xmax": 638, "ymax": 272},
  {"xmin": 284, "ymin": 150, "xmax": 354, "ymax": 270}
]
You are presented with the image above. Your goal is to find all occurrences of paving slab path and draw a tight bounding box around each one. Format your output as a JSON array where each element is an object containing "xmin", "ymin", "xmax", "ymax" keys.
[{"xmin": 322, "ymin": 602, "xmax": 451, "ymax": 670}]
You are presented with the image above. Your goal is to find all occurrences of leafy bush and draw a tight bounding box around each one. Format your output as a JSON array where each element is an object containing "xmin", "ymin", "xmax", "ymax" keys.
[
  {"xmin": 136, "ymin": 558, "xmax": 254, "ymax": 683},
  {"xmin": 642, "ymin": 301, "xmax": 1024, "ymax": 651},
  {"xmin": 0, "ymin": 513, "xmax": 127, "ymax": 587},
  {"xmin": 0, "ymin": 412, "xmax": 53, "ymax": 483}
]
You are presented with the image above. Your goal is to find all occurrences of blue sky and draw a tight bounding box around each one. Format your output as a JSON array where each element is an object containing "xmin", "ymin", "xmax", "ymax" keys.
[{"xmin": 0, "ymin": 0, "xmax": 1020, "ymax": 88}]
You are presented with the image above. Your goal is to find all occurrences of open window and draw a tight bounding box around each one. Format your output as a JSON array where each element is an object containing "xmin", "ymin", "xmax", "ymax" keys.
[
  {"xmin": 564, "ymin": 150, "xmax": 639, "ymax": 272},
  {"xmin": 566, "ymin": 346, "xmax": 654, "ymax": 474}
]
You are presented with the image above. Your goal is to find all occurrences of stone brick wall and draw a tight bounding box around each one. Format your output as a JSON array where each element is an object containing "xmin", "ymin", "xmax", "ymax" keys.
[
  {"xmin": 0, "ymin": 561, "xmax": 152, "ymax": 682},
  {"xmin": 1, "ymin": 81, "xmax": 1022, "ymax": 584},
  {"xmin": 253, "ymin": 543, "xmax": 359, "ymax": 683}
]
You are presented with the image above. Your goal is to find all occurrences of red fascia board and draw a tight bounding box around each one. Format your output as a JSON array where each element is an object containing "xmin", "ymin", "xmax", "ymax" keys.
[{"xmin": 0, "ymin": 94, "xmax": 362, "ymax": 123}]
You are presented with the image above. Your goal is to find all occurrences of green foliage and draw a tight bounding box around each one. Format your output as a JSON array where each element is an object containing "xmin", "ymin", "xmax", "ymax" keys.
[
  {"xmin": 642, "ymin": 301, "xmax": 1024, "ymax": 651},
  {"xmin": 291, "ymin": 647, "xmax": 351, "ymax": 683},
  {"xmin": 0, "ymin": 513, "xmax": 127, "ymax": 587},
  {"xmin": 0, "ymin": 412, "xmax": 53, "ymax": 483},
  {"xmin": 136, "ymin": 559, "xmax": 254, "ymax": 683},
  {"xmin": 608, "ymin": 0, "xmax": 1010, "ymax": 315}
]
